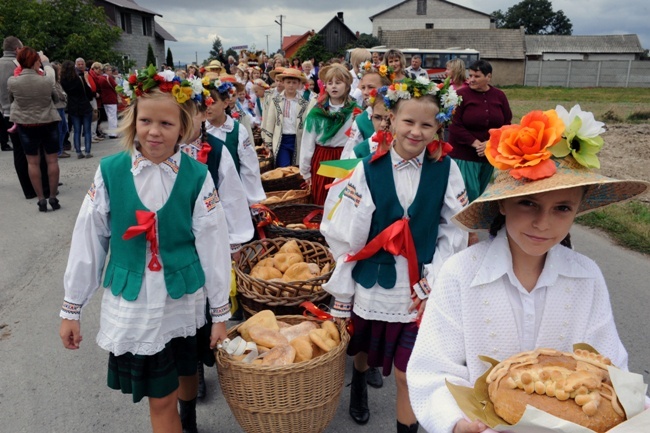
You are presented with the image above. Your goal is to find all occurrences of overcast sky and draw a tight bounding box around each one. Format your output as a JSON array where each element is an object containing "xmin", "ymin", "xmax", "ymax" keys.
[{"xmin": 134, "ymin": 0, "xmax": 649, "ymax": 65}]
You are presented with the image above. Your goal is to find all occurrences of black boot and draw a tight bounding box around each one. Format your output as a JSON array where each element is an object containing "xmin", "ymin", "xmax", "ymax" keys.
[
  {"xmin": 366, "ymin": 366, "xmax": 384, "ymax": 388},
  {"xmin": 178, "ymin": 398, "xmax": 198, "ymax": 433},
  {"xmin": 197, "ymin": 362, "xmax": 207, "ymax": 399},
  {"xmin": 349, "ymin": 367, "xmax": 370, "ymax": 424},
  {"xmin": 397, "ymin": 420, "xmax": 419, "ymax": 433}
]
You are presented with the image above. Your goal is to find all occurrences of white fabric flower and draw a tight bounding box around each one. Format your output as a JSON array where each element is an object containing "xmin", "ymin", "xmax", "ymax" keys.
[
  {"xmin": 415, "ymin": 76, "xmax": 430, "ymax": 85},
  {"xmin": 555, "ymin": 104, "xmax": 605, "ymax": 138}
]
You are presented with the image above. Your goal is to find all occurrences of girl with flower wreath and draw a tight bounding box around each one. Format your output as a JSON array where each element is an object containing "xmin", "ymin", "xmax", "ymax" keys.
[
  {"xmin": 321, "ymin": 77, "xmax": 468, "ymax": 433},
  {"xmin": 205, "ymin": 78, "xmax": 266, "ymax": 208},
  {"xmin": 341, "ymin": 62, "xmax": 393, "ymax": 159},
  {"xmin": 407, "ymin": 105, "xmax": 649, "ymax": 433},
  {"xmin": 58, "ymin": 65, "xmax": 233, "ymax": 433},
  {"xmin": 299, "ymin": 63, "xmax": 362, "ymax": 205}
]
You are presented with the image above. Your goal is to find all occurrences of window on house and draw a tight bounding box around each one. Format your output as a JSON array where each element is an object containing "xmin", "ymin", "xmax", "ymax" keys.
[
  {"xmin": 417, "ymin": 0, "xmax": 427, "ymax": 15},
  {"xmin": 425, "ymin": 23, "xmax": 434, "ymax": 29},
  {"xmin": 142, "ymin": 16, "xmax": 152, "ymax": 36},
  {"xmin": 120, "ymin": 13, "xmax": 132, "ymax": 34}
]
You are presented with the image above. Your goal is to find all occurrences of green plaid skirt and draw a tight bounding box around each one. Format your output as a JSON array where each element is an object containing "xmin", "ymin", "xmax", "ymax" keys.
[{"xmin": 107, "ymin": 335, "xmax": 199, "ymax": 403}]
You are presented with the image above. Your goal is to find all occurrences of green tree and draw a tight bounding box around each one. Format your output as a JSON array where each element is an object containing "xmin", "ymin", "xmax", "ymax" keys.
[
  {"xmin": 225, "ymin": 48, "xmax": 239, "ymax": 63},
  {"xmin": 349, "ymin": 33, "xmax": 381, "ymax": 49},
  {"xmin": 295, "ymin": 34, "xmax": 332, "ymax": 65},
  {"xmin": 0, "ymin": 0, "xmax": 122, "ymax": 62},
  {"xmin": 166, "ymin": 47, "xmax": 174, "ymax": 68},
  {"xmin": 492, "ymin": 0, "xmax": 572, "ymax": 35},
  {"xmin": 209, "ymin": 36, "xmax": 223, "ymax": 60},
  {"xmin": 146, "ymin": 43, "xmax": 156, "ymax": 68}
]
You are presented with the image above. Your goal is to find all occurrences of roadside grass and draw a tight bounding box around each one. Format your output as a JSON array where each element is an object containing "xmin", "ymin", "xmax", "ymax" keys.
[
  {"xmin": 498, "ymin": 87, "xmax": 650, "ymax": 255},
  {"xmin": 576, "ymin": 201, "xmax": 650, "ymax": 255},
  {"xmin": 501, "ymin": 86, "xmax": 650, "ymax": 124}
]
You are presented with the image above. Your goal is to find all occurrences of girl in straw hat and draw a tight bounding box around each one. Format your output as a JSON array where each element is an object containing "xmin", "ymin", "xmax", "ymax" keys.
[
  {"xmin": 299, "ymin": 63, "xmax": 361, "ymax": 205},
  {"xmin": 321, "ymin": 77, "xmax": 467, "ymax": 433},
  {"xmin": 407, "ymin": 105, "xmax": 648, "ymax": 433}
]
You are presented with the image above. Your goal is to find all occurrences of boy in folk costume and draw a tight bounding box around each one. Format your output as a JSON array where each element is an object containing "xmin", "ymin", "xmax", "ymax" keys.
[
  {"xmin": 321, "ymin": 78, "xmax": 468, "ymax": 432},
  {"xmin": 300, "ymin": 63, "xmax": 361, "ymax": 205},
  {"xmin": 261, "ymin": 68, "xmax": 310, "ymax": 167},
  {"xmin": 251, "ymin": 78, "xmax": 270, "ymax": 127}
]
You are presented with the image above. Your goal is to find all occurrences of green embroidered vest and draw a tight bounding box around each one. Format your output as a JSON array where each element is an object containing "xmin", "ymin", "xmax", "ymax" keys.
[
  {"xmin": 353, "ymin": 138, "xmax": 372, "ymax": 159},
  {"xmin": 206, "ymin": 134, "xmax": 225, "ymax": 185},
  {"xmin": 356, "ymin": 111, "xmax": 375, "ymax": 141},
  {"xmin": 221, "ymin": 121, "xmax": 241, "ymax": 174},
  {"xmin": 351, "ymin": 153, "xmax": 451, "ymax": 289},
  {"xmin": 100, "ymin": 151, "xmax": 208, "ymax": 301}
]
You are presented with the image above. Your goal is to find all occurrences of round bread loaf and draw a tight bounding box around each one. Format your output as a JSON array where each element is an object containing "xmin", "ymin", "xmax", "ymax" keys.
[{"xmin": 486, "ymin": 348, "xmax": 625, "ymax": 433}]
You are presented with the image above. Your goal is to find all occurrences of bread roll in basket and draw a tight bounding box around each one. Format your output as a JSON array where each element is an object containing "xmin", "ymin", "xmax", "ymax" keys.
[{"xmin": 486, "ymin": 348, "xmax": 626, "ymax": 433}]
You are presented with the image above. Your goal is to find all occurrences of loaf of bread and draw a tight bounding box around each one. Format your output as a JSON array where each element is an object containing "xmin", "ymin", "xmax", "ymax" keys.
[
  {"xmin": 272, "ymin": 252, "xmax": 303, "ymax": 273},
  {"xmin": 248, "ymin": 325, "xmax": 289, "ymax": 349},
  {"xmin": 250, "ymin": 265, "xmax": 283, "ymax": 280},
  {"xmin": 262, "ymin": 344, "xmax": 296, "ymax": 366},
  {"xmin": 486, "ymin": 348, "xmax": 625, "ymax": 433},
  {"xmin": 278, "ymin": 239, "xmax": 302, "ymax": 255},
  {"xmin": 238, "ymin": 310, "xmax": 279, "ymax": 341},
  {"xmin": 279, "ymin": 320, "xmax": 319, "ymax": 342},
  {"xmin": 309, "ymin": 328, "xmax": 338, "ymax": 352},
  {"xmin": 290, "ymin": 335, "xmax": 314, "ymax": 363},
  {"xmin": 282, "ymin": 262, "xmax": 320, "ymax": 282}
]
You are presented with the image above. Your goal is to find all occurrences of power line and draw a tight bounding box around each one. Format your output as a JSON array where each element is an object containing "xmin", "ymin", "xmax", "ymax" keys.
[{"xmin": 158, "ymin": 20, "xmax": 275, "ymax": 29}]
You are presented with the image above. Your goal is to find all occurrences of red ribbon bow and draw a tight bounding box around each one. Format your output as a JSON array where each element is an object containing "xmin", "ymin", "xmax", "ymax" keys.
[
  {"xmin": 426, "ymin": 140, "xmax": 453, "ymax": 161},
  {"xmin": 370, "ymin": 130, "xmax": 394, "ymax": 163},
  {"xmin": 197, "ymin": 142, "xmax": 212, "ymax": 164},
  {"xmin": 122, "ymin": 210, "xmax": 162, "ymax": 272}
]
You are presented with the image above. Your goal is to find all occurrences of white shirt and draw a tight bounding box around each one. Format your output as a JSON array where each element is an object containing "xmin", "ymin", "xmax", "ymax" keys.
[
  {"xmin": 321, "ymin": 148, "xmax": 469, "ymax": 322},
  {"xmin": 341, "ymin": 107, "xmax": 373, "ymax": 160},
  {"xmin": 206, "ymin": 115, "xmax": 266, "ymax": 206},
  {"xmin": 280, "ymin": 92, "xmax": 301, "ymax": 135},
  {"xmin": 180, "ymin": 139, "xmax": 254, "ymax": 249},
  {"xmin": 407, "ymin": 229, "xmax": 629, "ymax": 433},
  {"xmin": 60, "ymin": 151, "xmax": 232, "ymax": 356}
]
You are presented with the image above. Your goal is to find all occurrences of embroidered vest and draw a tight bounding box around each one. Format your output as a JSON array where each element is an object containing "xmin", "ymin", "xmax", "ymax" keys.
[
  {"xmin": 100, "ymin": 152, "xmax": 208, "ymax": 301},
  {"xmin": 353, "ymin": 138, "xmax": 372, "ymax": 159},
  {"xmin": 351, "ymin": 153, "xmax": 451, "ymax": 289},
  {"xmin": 206, "ymin": 134, "xmax": 225, "ymax": 185},
  {"xmin": 218, "ymin": 121, "xmax": 241, "ymax": 174},
  {"xmin": 356, "ymin": 111, "xmax": 375, "ymax": 141}
]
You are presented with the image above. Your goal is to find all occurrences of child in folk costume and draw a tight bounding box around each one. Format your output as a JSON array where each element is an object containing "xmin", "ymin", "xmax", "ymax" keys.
[
  {"xmin": 228, "ymin": 81, "xmax": 256, "ymax": 148},
  {"xmin": 261, "ymin": 68, "xmax": 310, "ymax": 167},
  {"xmin": 348, "ymin": 87, "xmax": 392, "ymax": 159},
  {"xmin": 341, "ymin": 62, "xmax": 392, "ymax": 159},
  {"xmin": 205, "ymin": 79, "xmax": 265, "ymax": 207},
  {"xmin": 407, "ymin": 106, "xmax": 649, "ymax": 433},
  {"xmin": 321, "ymin": 78, "xmax": 468, "ymax": 433},
  {"xmin": 58, "ymin": 67, "xmax": 232, "ymax": 433},
  {"xmin": 251, "ymin": 78, "xmax": 270, "ymax": 127},
  {"xmin": 300, "ymin": 63, "xmax": 361, "ymax": 205}
]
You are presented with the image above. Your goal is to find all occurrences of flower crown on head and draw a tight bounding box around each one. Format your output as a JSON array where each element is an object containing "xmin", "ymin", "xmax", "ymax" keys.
[
  {"xmin": 381, "ymin": 77, "xmax": 461, "ymax": 126},
  {"xmin": 486, "ymin": 104, "xmax": 605, "ymax": 181},
  {"xmin": 202, "ymin": 76, "xmax": 236, "ymax": 98},
  {"xmin": 357, "ymin": 60, "xmax": 395, "ymax": 81},
  {"xmin": 116, "ymin": 64, "xmax": 205, "ymax": 105}
]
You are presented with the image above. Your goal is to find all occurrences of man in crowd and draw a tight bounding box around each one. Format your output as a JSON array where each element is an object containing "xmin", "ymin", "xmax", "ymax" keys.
[{"xmin": 405, "ymin": 54, "xmax": 429, "ymax": 79}]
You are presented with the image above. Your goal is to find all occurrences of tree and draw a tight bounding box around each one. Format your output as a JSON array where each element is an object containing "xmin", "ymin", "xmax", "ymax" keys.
[
  {"xmin": 225, "ymin": 48, "xmax": 239, "ymax": 63},
  {"xmin": 209, "ymin": 36, "xmax": 223, "ymax": 60},
  {"xmin": 0, "ymin": 0, "xmax": 122, "ymax": 62},
  {"xmin": 295, "ymin": 34, "xmax": 332, "ymax": 65},
  {"xmin": 349, "ymin": 33, "xmax": 382, "ymax": 49},
  {"xmin": 492, "ymin": 0, "xmax": 572, "ymax": 35},
  {"xmin": 146, "ymin": 43, "xmax": 156, "ymax": 68},
  {"xmin": 166, "ymin": 47, "xmax": 174, "ymax": 68}
]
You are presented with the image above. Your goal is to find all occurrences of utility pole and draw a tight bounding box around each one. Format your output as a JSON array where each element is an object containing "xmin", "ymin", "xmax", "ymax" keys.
[
  {"xmin": 265, "ymin": 35, "xmax": 269, "ymax": 55},
  {"xmin": 275, "ymin": 15, "xmax": 285, "ymax": 54},
  {"xmin": 195, "ymin": 51, "xmax": 198, "ymax": 64}
]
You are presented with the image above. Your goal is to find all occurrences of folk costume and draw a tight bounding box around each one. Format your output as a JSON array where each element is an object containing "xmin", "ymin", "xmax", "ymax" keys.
[
  {"xmin": 262, "ymin": 90, "xmax": 310, "ymax": 167},
  {"xmin": 206, "ymin": 115, "xmax": 265, "ymax": 206},
  {"xmin": 341, "ymin": 107, "xmax": 375, "ymax": 159},
  {"xmin": 60, "ymin": 150, "xmax": 232, "ymax": 402},
  {"xmin": 300, "ymin": 98, "xmax": 361, "ymax": 205}
]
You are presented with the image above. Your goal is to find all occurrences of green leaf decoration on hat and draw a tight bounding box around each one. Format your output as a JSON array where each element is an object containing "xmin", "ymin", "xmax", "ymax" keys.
[{"xmin": 549, "ymin": 104, "xmax": 605, "ymax": 169}]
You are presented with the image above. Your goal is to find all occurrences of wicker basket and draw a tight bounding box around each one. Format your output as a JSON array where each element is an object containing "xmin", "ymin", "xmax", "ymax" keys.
[
  {"xmin": 234, "ymin": 238, "xmax": 333, "ymax": 318},
  {"xmin": 216, "ymin": 316, "xmax": 349, "ymax": 433},
  {"xmin": 262, "ymin": 171, "xmax": 303, "ymax": 192},
  {"xmin": 260, "ymin": 189, "xmax": 311, "ymax": 207},
  {"xmin": 258, "ymin": 155, "xmax": 274, "ymax": 174},
  {"xmin": 264, "ymin": 204, "xmax": 325, "ymax": 244}
]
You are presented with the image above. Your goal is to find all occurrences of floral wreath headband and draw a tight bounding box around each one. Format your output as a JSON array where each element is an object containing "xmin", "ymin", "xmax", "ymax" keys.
[
  {"xmin": 357, "ymin": 60, "xmax": 395, "ymax": 81},
  {"xmin": 201, "ymin": 76, "xmax": 236, "ymax": 98},
  {"xmin": 117, "ymin": 64, "xmax": 208, "ymax": 105},
  {"xmin": 486, "ymin": 104, "xmax": 605, "ymax": 181},
  {"xmin": 381, "ymin": 76, "xmax": 461, "ymax": 126}
]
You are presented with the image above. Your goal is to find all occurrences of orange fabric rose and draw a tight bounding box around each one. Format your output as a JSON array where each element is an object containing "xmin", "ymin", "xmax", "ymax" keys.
[{"xmin": 486, "ymin": 110, "xmax": 565, "ymax": 180}]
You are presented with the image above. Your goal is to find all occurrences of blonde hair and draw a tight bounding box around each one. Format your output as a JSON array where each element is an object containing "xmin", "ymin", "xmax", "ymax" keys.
[
  {"xmin": 118, "ymin": 89, "xmax": 194, "ymax": 152},
  {"xmin": 383, "ymin": 49, "xmax": 406, "ymax": 69},
  {"xmin": 349, "ymin": 48, "xmax": 371, "ymax": 71},
  {"xmin": 446, "ymin": 58, "xmax": 466, "ymax": 87},
  {"xmin": 90, "ymin": 61, "xmax": 103, "ymax": 71},
  {"xmin": 319, "ymin": 63, "xmax": 352, "ymax": 95}
]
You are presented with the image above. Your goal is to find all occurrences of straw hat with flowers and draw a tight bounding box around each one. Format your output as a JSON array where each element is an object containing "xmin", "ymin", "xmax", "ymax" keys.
[
  {"xmin": 453, "ymin": 105, "xmax": 649, "ymax": 231},
  {"xmin": 275, "ymin": 68, "xmax": 307, "ymax": 83},
  {"xmin": 268, "ymin": 67, "xmax": 285, "ymax": 81}
]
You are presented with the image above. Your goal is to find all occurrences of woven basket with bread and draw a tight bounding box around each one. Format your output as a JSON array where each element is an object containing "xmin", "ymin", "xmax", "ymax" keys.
[
  {"xmin": 486, "ymin": 348, "xmax": 626, "ymax": 433},
  {"xmin": 234, "ymin": 238, "xmax": 334, "ymax": 318},
  {"xmin": 216, "ymin": 312, "xmax": 349, "ymax": 433},
  {"xmin": 259, "ymin": 189, "xmax": 310, "ymax": 207},
  {"xmin": 261, "ymin": 166, "xmax": 303, "ymax": 192}
]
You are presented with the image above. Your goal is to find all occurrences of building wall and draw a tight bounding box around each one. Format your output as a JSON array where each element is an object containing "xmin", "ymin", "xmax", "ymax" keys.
[
  {"xmin": 372, "ymin": 0, "xmax": 491, "ymax": 36},
  {"xmin": 484, "ymin": 58, "xmax": 525, "ymax": 86},
  {"xmin": 319, "ymin": 20, "xmax": 357, "ymax": 54},
  {"xmin": 112, "ymin": 9, "xmax": 163, "ymax": 69},
  {"xmin": 525, "ymin": 60, "xmax": 650, "ymax": 87}
]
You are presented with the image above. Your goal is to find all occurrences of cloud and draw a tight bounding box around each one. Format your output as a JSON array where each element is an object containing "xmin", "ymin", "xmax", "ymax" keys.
[{"xmin": 137, "ymin": 0, "xmax": 649, "ymax": 65}]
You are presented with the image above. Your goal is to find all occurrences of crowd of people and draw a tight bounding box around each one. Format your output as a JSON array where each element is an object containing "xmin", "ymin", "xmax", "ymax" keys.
[{"xmin": 0, "ymin": 33, "xmax": 642, "ymax": 433}]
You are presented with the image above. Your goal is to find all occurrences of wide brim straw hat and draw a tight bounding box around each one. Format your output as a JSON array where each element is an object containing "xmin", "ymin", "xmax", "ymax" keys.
[
  {"xmin": 318, "ymin": 63, "xmax": 352, "ymax": 86},
  {"xmin": 268, "ymin": 67, "xmax": 285, "ymax": 80},
  {"xmin": 204, "ymin": 60, "xmax": 223, "ymax": 71},
  {"xmin": 453, "ymin": 155, "xmax": 649, "ymax": 231},
  {"xmin": 275, "ymin": 67, "xmax": 307, "ymax": 83}
]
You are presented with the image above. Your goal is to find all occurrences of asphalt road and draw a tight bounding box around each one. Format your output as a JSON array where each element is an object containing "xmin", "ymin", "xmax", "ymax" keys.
[{"xmin": 0, "ymin": 139, "xmax": 648, "ymax": 433}]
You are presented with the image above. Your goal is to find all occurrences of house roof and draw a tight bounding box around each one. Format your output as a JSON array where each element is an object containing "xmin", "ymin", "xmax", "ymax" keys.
[
  {"xmin": 155, "ymin": 22, "xmax": 176, "ymax": 42},
  {"xmin": 380, "ymin": 28, "xmax": 525, "ymax": 59},
  {"xmin": 102, "ymin": 0, "xmax": 161, "ymax": 17},
  {"xmin": 369, "ymin": 0, "xmax": 490, "ymax": 21},
  {"xmin": 318, "ymin": 15, "xmax": 358, "ymax": 40},
  {"xmin": 525, "ymin": 34, "xmax": 644, "ymax": 55},
  {"xmin": 283, "ymin": 34, "xmax": 304, "ymax": 51}
]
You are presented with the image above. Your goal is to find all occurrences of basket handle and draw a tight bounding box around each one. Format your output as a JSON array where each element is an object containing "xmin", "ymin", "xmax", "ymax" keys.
[{"xmin": 303, "ymin": 209, "xmax": 323, "ymax": 229}]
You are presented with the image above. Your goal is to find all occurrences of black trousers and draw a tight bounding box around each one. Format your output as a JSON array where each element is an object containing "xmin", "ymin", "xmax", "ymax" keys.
[{"xmin": 5, "ymin": 117, "xmax": 50, "ymax": 199}]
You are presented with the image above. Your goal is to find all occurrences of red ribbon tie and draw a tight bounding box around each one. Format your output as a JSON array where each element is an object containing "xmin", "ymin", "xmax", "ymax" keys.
[{"xmin": 122, "ymin": 210, "xmax": 162, "ymax": 272}]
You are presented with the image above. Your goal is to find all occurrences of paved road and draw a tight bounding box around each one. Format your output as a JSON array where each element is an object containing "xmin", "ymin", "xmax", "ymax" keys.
[{"xmin": 0, "ymin": 139, "xmax": 648, "ymax": 433}]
